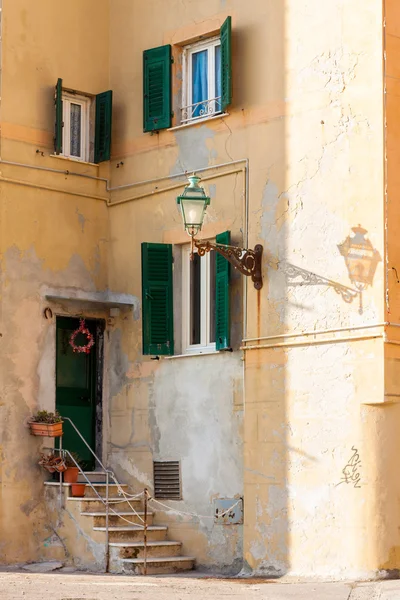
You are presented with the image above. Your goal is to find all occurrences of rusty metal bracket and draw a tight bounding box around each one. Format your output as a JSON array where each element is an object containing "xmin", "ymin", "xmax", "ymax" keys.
[{"xmin": 193, "ymin": 239, "xmax": 263, "ymax": 290}]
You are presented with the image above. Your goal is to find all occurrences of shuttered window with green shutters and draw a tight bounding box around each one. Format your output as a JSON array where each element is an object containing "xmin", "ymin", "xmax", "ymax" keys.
[
  {"xmin": 54, "ymin": 80, "xmax": 113, "ymax": 163},
  {"xmin": 220, "ymin": 16, "xmax": 232, "ymax": 112},
  {"xmin": 215, "ymin": 231, "xmax": 231, "ymax": 350},
  {"xmin": 143, "ymin": 45, "xmax": 172, "ymax": 132},
  {"xmin": 141, "ymin": 243, "xmax": 174, "ymax": 356},
  {"xmin": 94, "ymin": 90, "xmax": 113, "ymax": 163},
  {"xmin": 54, "ymin": 78, "xmax": 63, "ymax": 155}
]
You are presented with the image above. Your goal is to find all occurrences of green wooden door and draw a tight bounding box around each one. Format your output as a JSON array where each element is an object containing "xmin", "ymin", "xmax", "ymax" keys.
[{"xmin": 56, "ymin": 317, "xmax": 97, "ymax": 470}]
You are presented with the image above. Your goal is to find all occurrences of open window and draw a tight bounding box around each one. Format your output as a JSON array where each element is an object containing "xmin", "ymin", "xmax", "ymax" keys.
[
  {"xmin": 141, "ymin": 231, "xmax": 231, "ymax": 357},
  {"xmin": 143, "ymin": 16, "xmax": 232, "ymax": 131},
  {"xmin": 181, "ymin": 37, "xmax": 221, "ymax": 124},
  {"xmin": 182, "ymin": 245, "xmax": 216, "ymax": 353},
  {"xmin": 54, "ymin": 79, "xmax": 112, "ymax": 163}
]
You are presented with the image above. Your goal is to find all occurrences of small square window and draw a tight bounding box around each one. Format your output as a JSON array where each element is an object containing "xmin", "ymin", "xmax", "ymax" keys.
[
  {"xmin": 182, "ymin": 37, "xmax": 221, "ymax": 124},
  {"xmin": 182, "ymin": 244, "xmax": 216, "ymax": 353},
  {"xmin": 61, "ymin": 92, "xmax": 91, "ymax": 162}
]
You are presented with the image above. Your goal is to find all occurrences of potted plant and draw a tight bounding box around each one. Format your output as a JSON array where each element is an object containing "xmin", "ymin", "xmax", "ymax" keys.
[
  {"xmin": 29, "ymin": 411, "xmax": 63, "ymax": 437},
  {"xmin": 71, "ymin": 483, "xmax": 86, "ymax": 497},
  {"xmin": 63, "ymin": 452, "xmax": 82, "ymax": 484},
  {"xmin": 38, "ymin": 452, "xmax": 67, "ymax": 473}
]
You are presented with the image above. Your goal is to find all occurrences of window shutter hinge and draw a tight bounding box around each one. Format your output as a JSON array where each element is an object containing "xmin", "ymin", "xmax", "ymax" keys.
[
  {"xmin": 171, "ymin": 57, "xmax": 174, "ymax": 63},
  {"xmin": 171, "ymin": 111, "xmax": 174, "ymax": 118}
]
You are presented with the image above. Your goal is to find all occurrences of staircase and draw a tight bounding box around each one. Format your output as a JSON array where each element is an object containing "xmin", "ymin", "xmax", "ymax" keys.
[{"xmin": 44, "ymin": 473, "xmax": 195, "ymax": 575}]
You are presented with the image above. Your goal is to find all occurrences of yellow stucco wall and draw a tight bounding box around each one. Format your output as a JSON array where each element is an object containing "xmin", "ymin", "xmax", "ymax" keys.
[{"xmin": 0, "ymin": 0, "xmax": 110, "ymax": 564}]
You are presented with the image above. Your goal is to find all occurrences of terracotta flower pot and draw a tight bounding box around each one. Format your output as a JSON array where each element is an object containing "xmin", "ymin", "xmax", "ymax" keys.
[
  {"xmin": 71, "ymin": 483, "xmax": 86, "ymax": 497},
  {"xmin": 42, "ymin": 458, "xmax": 67, "ymax": 473},
  {"xmin": 64, "ymin": 466, "xmax": 79, "ymax": 483},
  {"xmin": 30, "ymin": 421, "xmax": 63, "ymax": 437},
  {"xmin": 54, "ymin": 458, "xmax": 68, "ymax": 473}
]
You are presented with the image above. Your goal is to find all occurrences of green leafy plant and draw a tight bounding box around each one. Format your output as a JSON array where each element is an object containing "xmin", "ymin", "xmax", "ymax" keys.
[
  {"xmin": 31, "ymin": 410, "xmax": 62, "ymax": 424},
  {"xmin": 64, "ymin": 451, "xmax": 83, "ymax": 468}
]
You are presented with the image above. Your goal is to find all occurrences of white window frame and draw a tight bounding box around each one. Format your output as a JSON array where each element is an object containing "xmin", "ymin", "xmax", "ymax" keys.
[
  {"xmin": 182, "ymin": 244, "xmax": 216, "ymax": 354},
  {"xmin": 61, "ymin": 92, "xmax": 90, "ymax": 162},
  {"xmin": 182, "ymin": 36, "xmax": 221, "ymax": 124}
]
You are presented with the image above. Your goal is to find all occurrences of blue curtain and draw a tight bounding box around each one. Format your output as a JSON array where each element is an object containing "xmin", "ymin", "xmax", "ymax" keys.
[
  {"xmin": 192, "ymin": 50, "xmax": 208, "ymax": 118},
  {"xmin": 215, "ymin": 45, "xmax": 221, "ymax": 112}
]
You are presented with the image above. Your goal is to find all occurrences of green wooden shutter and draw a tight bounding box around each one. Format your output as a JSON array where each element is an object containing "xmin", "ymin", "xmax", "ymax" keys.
[
  {"xmin": 143, "ymin": 45, "xmax": 172, "ymax": 132},
  {"xmin": 141, "ymin": 243, "xmax": 174, "ymax": 356},
  {"xmin": 220, "ymin": 17, "xmax": 232, "ymax": 112},
  {"xmin": 94, "ymin": 90, "xmax": 112, "ymax": 163},
  {"xmin": 215, "ymin": 231, "xmax": 231, "ymax": 350},
  {"xmin": 54, "ymin": 78, "xmax": 63, "ymax": 155}
]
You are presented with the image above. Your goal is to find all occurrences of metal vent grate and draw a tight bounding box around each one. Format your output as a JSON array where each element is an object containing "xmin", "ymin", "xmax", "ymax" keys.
[{"xmin": 153, "ymin": 461, "xmax": 181, "ymax": 499}]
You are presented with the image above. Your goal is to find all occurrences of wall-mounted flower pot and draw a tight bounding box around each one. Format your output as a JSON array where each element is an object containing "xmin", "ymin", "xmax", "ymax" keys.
[
  {"xmin": 71, "ymin": 483, "xmax": 86, "ymax": 498},
  {"xmin": 30, "ymin": 422, "xmax": 63, "ymax": 437},
  {"xmin": 39, "ymin": 456, "xmax": 67, "ymax": 473},
  {"xmin": 64, "ymin": 467, "xmax": 79, "ymax": 483},
  {"xmin": 54, "ymin": 459, "xmax": 68, "ymax": 473}
]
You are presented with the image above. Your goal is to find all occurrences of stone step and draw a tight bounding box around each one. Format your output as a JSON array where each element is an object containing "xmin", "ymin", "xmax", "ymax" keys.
[
  {"xmin": 81, "ymin": 483, "xmax": 130, "ymax": 498},
  {"xmin": 44, "ymin": 481, "xmax": 130, "ymax": 499},
  {"xmin": 121, "ymin": 556, "xmax": 195, "ymax": 575},
  {"xmin": 93, "ymin": 525, "xmax": 168, "ymax": 542},
  {"xmin": 81, "ymin": 511, "xmax": 154, "ymax": 527},
  {"xmin": 68, "ymin": 497, "xmax": 143, "ymax": 512},
  {"xmin": 110, "ymin": 540, "xmax": 182, "ymax": 559},
  {"xmin": 78, "ymin": 471, "xmax": 108, "ymax": 483}
]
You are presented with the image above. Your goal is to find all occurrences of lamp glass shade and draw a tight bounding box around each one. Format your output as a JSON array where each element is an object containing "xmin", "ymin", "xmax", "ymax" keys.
[
  {"xmin": 177, "ymin": 175, "xmax": 210, "ymax": 236},
  {"xmin": 180, "ymin": 198, "xmax": 208, "ymax": 235}
]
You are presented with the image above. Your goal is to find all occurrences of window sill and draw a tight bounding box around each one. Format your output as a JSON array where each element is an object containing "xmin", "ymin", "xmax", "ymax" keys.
[
  {"xmin": 168, "ymin": 112, "xmax": 229, "ymax": 132},
  {"xmin": 50, "ymin": 154, "xmax": 99, "ymax": 168},
  {"xmin": 164, "ymin": 350, "xmax": 220, "ymax": 360}
]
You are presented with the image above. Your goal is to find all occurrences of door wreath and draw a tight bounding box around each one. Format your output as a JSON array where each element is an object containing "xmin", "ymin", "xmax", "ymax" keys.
[{"xmin": 69, "ymin": 319, "xmax": 95, "ymax": 354}]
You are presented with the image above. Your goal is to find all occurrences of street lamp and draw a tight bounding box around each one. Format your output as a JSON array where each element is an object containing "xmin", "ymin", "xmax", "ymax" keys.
[
  {"xmin": 177, "ymin": 175, "xmax": 263, "ymax": 290},
  {"xmin": 176, "ymin": 175, "xmax": 210, "ymax": 237}
]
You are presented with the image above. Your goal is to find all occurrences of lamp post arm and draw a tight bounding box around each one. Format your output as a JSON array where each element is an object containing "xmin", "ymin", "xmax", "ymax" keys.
[{"xmin": 193, "ymin": 239, "xmax": 263, "ymax": 290}]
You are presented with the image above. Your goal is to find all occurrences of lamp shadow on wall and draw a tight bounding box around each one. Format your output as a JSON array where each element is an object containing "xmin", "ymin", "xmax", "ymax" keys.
[{"xmin": 278, "ymin": 226, "xmax": 381, "ymax": 316}]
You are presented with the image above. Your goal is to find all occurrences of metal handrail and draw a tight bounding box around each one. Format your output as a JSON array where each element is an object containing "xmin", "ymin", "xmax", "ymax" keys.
[
  {"xmin": 56, "ymin": 416, "xmax": 133, "ymax": 573},
  {"xmin": 61, "ymin": 417, "xmax": 113, "ymax": 476},
  {"xmin": 54, "ymin": 446, "xmax": 111, "ymax": 571}
]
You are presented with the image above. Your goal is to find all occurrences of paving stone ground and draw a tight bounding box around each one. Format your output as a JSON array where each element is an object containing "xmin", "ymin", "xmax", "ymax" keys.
[{"xmin": 1, "ymin": 570, "xmax": 400, "ymax": 600}]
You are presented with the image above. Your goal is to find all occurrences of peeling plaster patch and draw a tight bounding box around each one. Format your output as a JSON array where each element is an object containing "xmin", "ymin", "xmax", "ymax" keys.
[
  {"xmin": 250, "ymin": 539, "xmax": 267, "ymax": 562},
  {"xmin": 149, "ymin": 353, "xmax": 243, "ymax": 568},
  {"xmin": 260, "ymin": 181, "xmax": 287, "ymax": 260},
  {"xmin": 266, "ymin": 485, "xmax": 288, "ymax": 518},
  {"xmin": 64, "ymin": 507, "xmax": 105, "ymax": 569},
  {"xmin": 111, "ymin": 453, "xmax": 152, "ymax": 488},
  {"xmin": 20, "ymin": 497, "xmax": 40, "ymax": 516},
  {"xmin": 209, "ymin": 184, "xmax": 216, "ymax": 199},
  {"xmin": 37, "ymin": 324, "xmax": 56, "ymax": 412},
  {"xmin": 108, "ymin": 328, "xmax": 132, "ymax": 399},
  {"xmin": 75, "ymin": 208, "xmax": 87, "ymax": 233},
  {"xmin": 171, "ymin": 125, "xmax": 216, "ymax": 175}
]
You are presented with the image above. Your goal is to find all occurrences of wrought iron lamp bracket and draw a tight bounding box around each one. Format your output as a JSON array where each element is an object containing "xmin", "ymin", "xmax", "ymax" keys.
[{"xmin": 192, "ymin": 239, "xmax": 263, "ymax": 290}]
